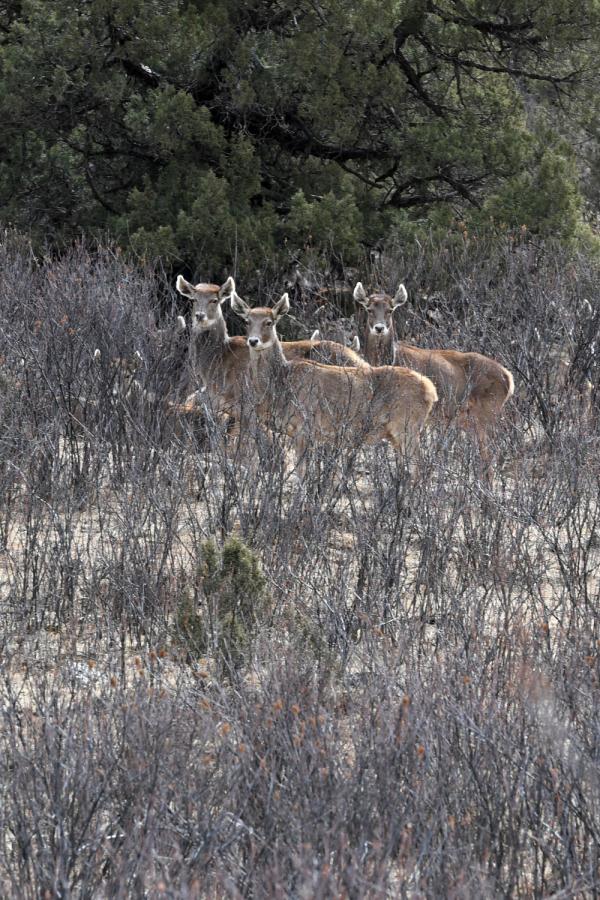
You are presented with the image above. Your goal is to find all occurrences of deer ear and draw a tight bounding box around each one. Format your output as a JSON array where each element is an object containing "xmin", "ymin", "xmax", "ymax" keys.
[
  {"xmin": 218, "ymin": 276, "xmax": 236, "ymax": 303},
  {"xmin": 392, "ymin": 284, "xmax": 408, "ymax": 309},
  {"xmin": 310, "ymin": 329, "xmax": 320, "ymax": 341},
  {"xmin": 230, "ymin": 292, "xmax": 251, "ymax": 319},
  {"xmin": 272, "ymin": 292, "xmax": 290, "ymax": 319},
  {"xmin": 350, "ymin": 335, "xmax": 360, "ymax": 351},
  {"xmin": 353, "ymin": 282, "xmax": 368, "ymax": 306},
  {"xmin": 176, "ymin": 275, "xmax": 195, "ymax": 299},
  {"xmin": 176, "ymin": 315, "xmax": 186, "ymax": 333}
]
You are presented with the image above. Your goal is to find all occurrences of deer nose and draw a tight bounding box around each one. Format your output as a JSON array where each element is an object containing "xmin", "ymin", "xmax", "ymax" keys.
[
  {"xmin": 374, "ymin": 323, "xmax": 386, "ymax": 334},
  {"xmin": 248, "ymin": 337, "xmax": 259, "ymax": 348},
  {"xmin": 195, "ymin": 311, "xmax": 206, "ymax": 322}
]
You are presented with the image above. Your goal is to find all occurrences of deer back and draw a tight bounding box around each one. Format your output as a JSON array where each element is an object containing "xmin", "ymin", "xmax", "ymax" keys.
[{"xmin": 283, "ymin": 339, "xmax": 368, "ymax": 368}]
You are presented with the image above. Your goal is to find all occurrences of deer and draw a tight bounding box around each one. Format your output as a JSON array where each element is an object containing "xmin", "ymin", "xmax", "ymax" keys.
[
  {"xmin": 230, "ymin": 291, "xmax": 438, "ymax": 481},
  {"xmin": 311, "ymin": 331, "xmax": 361, "ymax": 353},
  {"xmin": 354, "ymin": 281, "xmax": 514, "ymax": 472},
  {"xmin": 174, "ymin": 276, "xmax": 367, "ymax": 425},
  {"xmin": 93, "ymin": 303, "xmax": 189, "ymax": 407},
  {"xmin": 93, "ymin": 348, "xmax": 147, "ymax": 401}
]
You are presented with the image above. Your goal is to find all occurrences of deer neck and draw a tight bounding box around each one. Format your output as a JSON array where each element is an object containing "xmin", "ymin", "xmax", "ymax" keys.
[
  {"xmin": 189, "ymin": 317, "xmax": 229, "ymax": 379},
  {"xmin": 363, "ymin": 325, "xmax": 395, "ymax": 366},
  {"xmin": 249, "ymin": 336, "xmax": 288, "ymax": 390}
]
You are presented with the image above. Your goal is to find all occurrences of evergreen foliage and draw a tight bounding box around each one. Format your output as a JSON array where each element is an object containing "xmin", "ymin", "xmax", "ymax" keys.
[{"xmin": 1, "ymin": 1, "xmax": 599, "ymax": 275}]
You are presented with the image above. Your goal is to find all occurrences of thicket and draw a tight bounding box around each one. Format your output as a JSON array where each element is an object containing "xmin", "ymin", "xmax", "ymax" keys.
[
  {"xmin": 0, "ymin": 233, "xmax": 598, "ymax": 895},
  {"xmin": 1, "ymin": 0, "xmax": 600, "ymax": 277}
]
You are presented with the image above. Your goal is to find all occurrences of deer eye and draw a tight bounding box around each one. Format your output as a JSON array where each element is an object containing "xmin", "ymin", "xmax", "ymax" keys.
[
  {"xmin": 264, "ymin": 320, "xmax": 273, "ymax": 328},
  {"xmin": 208, "ymin": 299, "xmax": 217, "ymax": 305}
]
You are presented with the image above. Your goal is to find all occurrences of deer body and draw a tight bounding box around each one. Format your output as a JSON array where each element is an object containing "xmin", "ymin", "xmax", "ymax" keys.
[
  {"xmin": 231, "ymin": 293, "xmax": 437, "ymax": 478},
  {"xmin": 355, "ymin": 283, "xmax": 514, "ymax": 459},
  {"xmin": 394, "ymin": 345, "xmax": 513, "ymax": 425}
]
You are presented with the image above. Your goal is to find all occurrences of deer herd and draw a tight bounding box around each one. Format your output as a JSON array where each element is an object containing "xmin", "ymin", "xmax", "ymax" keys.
[{"xmin": 162, "ymin": 273, "xmax": 515, "ymax": 484}]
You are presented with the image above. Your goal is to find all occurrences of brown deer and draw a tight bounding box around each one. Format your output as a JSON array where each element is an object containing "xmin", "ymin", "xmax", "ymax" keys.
[
  {"xmin": 230, "ymin": 292, "xmax": 438, "ymax": 480},
  {"xmin": 174, "ymin": 276, "xmax": 367, "ymax": 421},
  {"xmin": 354, "ymin": 281, "xmax": 514, "ymax": 469}
]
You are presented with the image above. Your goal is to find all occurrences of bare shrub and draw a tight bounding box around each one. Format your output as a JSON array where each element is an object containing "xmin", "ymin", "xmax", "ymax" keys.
[{"xmin": 0, "ymin": 231, "xmax": 598, "ymax": 896}]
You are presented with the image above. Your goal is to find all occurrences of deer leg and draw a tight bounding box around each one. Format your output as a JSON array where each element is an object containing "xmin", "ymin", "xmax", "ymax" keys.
[
  {"xmin": 387, "ymin": 424, "xmax": 418, "ymax": 479},
  {"xmin": 473, "ymin": 419, "xmax": 495, "ymax": 486},
  {"xmin": 295, "ymin": 433, "xmax": 308, "ymax": 478},
  {"xmin": 383, "ymin": 429, "xmax": 417, "ymax": 519},
  {"xmin": 458, "ymin": 400, "xmax": 495, "ymax": 485},
  {"xmin": 289, "ymin": 431, "xmax": 309, "ymax": 486}
]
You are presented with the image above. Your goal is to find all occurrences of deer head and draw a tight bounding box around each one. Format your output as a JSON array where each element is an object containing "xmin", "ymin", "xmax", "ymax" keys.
[
  {"xmin": 353, "ymin": 282, "xmax": 408, "ymax": 337},
  {"xmin": 176, "ymin": 275, "xmax": 236, "ymax": 333},
  {"xmin": 231, "ymin": 293, "xmax": 290, "ymax": 351}
]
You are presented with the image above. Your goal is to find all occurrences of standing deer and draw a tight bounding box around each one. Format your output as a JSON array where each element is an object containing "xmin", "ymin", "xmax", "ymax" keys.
[
  {"xmin": 230, "ymin": 291, "xmax": 438, "ymax": 480},
  {"xmin": 354, "ymin": 282, "xmax": 514, "ymax": 470},
  {"xmin": 174, "ymin": 276, "xmax": 367, "ymax": 421},
  {"xmin": 174, "ymin": 277, "xmax": 244, "ymax": 419}
]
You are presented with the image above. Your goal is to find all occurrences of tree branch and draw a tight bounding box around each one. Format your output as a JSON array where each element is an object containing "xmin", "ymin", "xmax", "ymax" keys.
[
  {"xmin": 430, "ymin": 50, "xmax": 583, "ymax": 85},
  {"xmin": 392, "ymin": 47, "xmax": 447, "ymax": 118}
]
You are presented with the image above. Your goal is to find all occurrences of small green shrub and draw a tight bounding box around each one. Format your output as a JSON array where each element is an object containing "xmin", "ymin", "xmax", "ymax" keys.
[{"xmin": 176, "ymin": 536, "xmax": 269, "ymax": 674}]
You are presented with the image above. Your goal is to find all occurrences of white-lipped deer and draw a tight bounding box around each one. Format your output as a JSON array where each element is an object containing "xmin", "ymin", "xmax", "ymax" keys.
[
  {"xmin": 354, "ymin": 282, "xmax": 514, "ymax": 471},
  {"xmin": 231, "ymin": 292, "xmax": 438, "ymax": 481}
]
